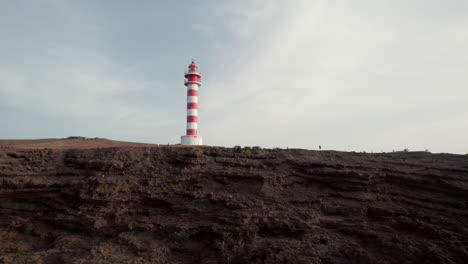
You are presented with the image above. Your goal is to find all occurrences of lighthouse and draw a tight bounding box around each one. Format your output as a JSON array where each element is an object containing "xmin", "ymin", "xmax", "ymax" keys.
[{"xmin": 181, "ymin": 60, "xmax": 203, "ymax": 145}]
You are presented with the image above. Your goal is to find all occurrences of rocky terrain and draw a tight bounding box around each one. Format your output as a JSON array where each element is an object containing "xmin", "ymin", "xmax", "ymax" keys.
[{"xmin": 0, "ymin": 139, "xmax": 467, "ymax": 263}]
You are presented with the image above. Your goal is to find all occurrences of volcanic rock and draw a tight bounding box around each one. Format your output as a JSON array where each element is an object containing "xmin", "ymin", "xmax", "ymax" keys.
[{"xmin": 0, "ymin": 140, "xmax": 467, "ymax": 263}]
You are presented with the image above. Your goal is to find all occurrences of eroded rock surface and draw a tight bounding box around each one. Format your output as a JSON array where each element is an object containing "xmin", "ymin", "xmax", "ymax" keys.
[{"xmin": 0, "ymin": 146, "xmax": 467, "ymax": 263}]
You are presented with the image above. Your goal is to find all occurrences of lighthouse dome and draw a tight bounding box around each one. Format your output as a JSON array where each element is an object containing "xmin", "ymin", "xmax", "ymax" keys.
[{"xmin": 189, "ymin": 60, "xmax": 198, "ymax": 68}]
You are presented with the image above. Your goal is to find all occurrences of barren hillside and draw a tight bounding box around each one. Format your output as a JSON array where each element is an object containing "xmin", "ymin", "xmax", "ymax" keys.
[
  {"xmin": 0, "ymin": 139, "xmax": 467, "ymax": 263},
  {"xmin": 0, "ymin": 137, "xmax": 159, "ymax": 150}
]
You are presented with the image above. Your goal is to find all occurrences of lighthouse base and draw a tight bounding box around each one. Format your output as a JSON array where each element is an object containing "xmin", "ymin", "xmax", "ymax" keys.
[{"xmin": 181, "ymin": 135, "xmax": 203, "ymax": 146}]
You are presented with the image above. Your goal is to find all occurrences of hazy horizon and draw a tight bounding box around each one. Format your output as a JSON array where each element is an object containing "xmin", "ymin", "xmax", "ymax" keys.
[{"xmin": 1, "ymin": 0, "xmax": 467, "ymax": 154}]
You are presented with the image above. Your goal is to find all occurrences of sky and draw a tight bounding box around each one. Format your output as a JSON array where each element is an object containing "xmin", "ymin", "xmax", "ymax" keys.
[{"xmin": 1, "ymin": 0, "xmax": 467, "ymax": 153}]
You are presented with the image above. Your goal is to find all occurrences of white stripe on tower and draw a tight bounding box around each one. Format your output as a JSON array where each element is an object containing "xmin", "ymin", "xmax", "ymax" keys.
[
  {"xmin": 187, "ymin": 96, "xmax": 198, "ymax": 103},
  {"xmin": 187, "ymin": 109, "xmax": 198, "ymax": 116},
  {"xmin": 187, "ymin": 122, "xmax": 198, "ymax": 129}
]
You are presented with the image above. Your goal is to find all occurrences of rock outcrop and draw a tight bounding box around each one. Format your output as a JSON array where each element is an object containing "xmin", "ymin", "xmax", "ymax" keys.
[{"xmin": 0, "ymin": 146, "xmax": 467, "ymax": 263}]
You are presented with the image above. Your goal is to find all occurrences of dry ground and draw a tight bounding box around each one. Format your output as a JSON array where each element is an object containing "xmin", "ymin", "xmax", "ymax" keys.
[{"xmin": 0, "ymin": 138, "xmax": 467, "ymax": 263}]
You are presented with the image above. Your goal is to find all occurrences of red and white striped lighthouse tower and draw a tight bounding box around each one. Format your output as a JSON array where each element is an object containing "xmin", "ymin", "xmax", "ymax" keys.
[{"xmin": 181, "ymin": 60, "xmax": 203, "ymax": 145}]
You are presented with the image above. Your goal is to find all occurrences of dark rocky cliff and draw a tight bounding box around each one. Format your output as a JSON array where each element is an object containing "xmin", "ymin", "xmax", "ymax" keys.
[{"xmin": 0, "ymin": 146, "xmax": 467, "ymax": 263}]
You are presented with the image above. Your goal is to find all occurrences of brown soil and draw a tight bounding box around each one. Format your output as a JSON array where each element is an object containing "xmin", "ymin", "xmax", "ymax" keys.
[
  {"xmin": 0, "ymin": 137, "xmax": 159, "ymax": 150},
  {"xmin": 0, "ymin": 139, "xmax": 467, "ymax": 263}
]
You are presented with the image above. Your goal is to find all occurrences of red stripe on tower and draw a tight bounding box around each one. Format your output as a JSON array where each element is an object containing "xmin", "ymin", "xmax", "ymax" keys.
[
  {"xmin": 187, "ymin": 102, "xmax": 198, "ymax": 109},
  {"xmin": 186, "ymin": 129, "xmax": 197, "ymax": 135},
  {"xmin": 187, "ymin": 89, "xmax": 198, "ymax": 96},
  {"xmin": 187, "ymin": 116, "xmax": 198, "ymax": 122}
]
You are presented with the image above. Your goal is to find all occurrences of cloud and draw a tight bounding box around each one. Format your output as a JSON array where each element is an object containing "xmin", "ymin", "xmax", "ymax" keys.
[
  {"xmin": 0, "ymin": 63, "xmax": 175, "ymax": 139},
  {"xmin": 0, "ymin": 1, "xmax": 176, "ymax": 141},
  {"xmin": 0, "ymin": 0, "xmax": 466, "ymax": 153},
  {"xmin": 202, "ymin": 0, "xmax": 468, "ymax": 153}
]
